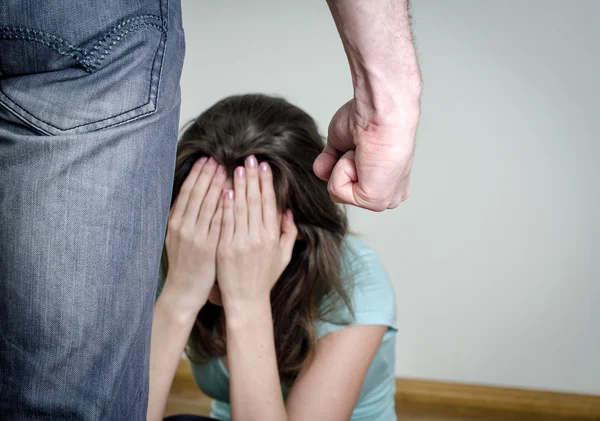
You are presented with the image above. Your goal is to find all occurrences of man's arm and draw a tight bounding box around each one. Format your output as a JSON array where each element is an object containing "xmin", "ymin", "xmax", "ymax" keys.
[{"xmin": 314, "ymin": 0, "xmax": 422, "ymax": 211}]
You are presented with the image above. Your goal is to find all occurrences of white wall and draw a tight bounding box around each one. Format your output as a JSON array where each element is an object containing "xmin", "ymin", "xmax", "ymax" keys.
[{"xmin": 179, "ymin": 0, "xmax": 600, "ymax": 395}]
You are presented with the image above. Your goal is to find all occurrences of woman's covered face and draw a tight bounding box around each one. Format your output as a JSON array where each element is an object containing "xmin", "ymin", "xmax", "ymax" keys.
[
  {"xmin": 205, "ymin": 176, "xmax": 232, "ymax": 307},
  {"xmin": 201, "ymin": 162, "xmax": 287, "ymax": 307}
]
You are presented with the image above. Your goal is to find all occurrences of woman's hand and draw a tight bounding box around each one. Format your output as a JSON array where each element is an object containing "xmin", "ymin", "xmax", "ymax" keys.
[
  {"xmin": 216, "ymin": 155, "xmax": 297, "ymax": 311},
  {"xmin": 164, "ymin": 156, "xmax": 226, "ymax": 314}
]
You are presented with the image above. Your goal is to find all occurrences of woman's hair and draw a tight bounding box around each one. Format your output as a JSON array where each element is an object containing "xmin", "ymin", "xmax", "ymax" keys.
[{"xmin": 160, "ymin": 94, "xmax": 351, "ymax": 386}]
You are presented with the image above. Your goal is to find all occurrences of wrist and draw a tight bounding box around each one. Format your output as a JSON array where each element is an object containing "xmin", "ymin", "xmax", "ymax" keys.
[
  {"xmin": 160, "ymin": 280, "xmax": 207, "ymax": 322},
  {"xmin": 353, "ymin": 71, "xmax": 421, "ymax": 128},
  {"xmin": 223, "ymin": 296, "xmax": 272, "ymax": 330},
  {"xmin": 326, "ymin": 0, "xmax": 422, "ymax": 123}
]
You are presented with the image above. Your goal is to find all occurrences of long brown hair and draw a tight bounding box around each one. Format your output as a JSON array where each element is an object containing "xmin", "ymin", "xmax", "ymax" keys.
[{"xmin": 160, "ymin": 94, "xmax": 351, "ymax": 386}]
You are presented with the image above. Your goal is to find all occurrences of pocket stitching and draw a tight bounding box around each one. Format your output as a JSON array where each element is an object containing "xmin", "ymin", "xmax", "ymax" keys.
[
  {"xmin": 0, "ymin": 13, "xmax": 167, "ymax": 134},
  {"xmin": 0, "ymin": 15, "xmax": 165, "ymax": 74},
  {"xmin": 82, "ymin": 15, "xmax": 166, "ymax": 72},
  {"xmin": 0, "ymin": 27, "xmax": 86, "ymax": 65}
]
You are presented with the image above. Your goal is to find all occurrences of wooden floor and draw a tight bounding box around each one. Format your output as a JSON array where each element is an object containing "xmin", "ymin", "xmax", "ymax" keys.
[{"xmin": 165, "ymin": 371, "xmax": 597, "ymax": 421}]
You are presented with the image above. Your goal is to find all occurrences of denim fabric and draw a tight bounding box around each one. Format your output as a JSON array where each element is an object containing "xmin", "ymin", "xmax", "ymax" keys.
[{"xmin": 0, "ymin": 1, "xmax": 185, "ymax": 420}]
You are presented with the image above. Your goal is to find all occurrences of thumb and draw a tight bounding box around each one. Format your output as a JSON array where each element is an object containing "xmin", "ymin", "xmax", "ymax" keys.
[
  {"xmin": 327, "ymin": 150, "xmax": 359, "ymax": 206},
  {"xmin": 313, "ymin": 145, "xmax": 340, "ymax": 181},
  {"xmin": 279, "ymin": 210, "xmax": 298, "ymax": 262},
  {"xmin": 314, "ymin": 99, "xmax": 355, "ymax": 181}
]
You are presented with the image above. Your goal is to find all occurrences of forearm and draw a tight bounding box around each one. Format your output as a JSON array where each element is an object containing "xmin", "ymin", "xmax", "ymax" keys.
[
  {"xmin": 327, "ymin": 0, "xmax": 421, "ymax": 123},
  {"xmin": 225, "ymin": 298, "xmax": 287, "ymax": 421},
  {"xmin": 146, "ymin": 283, "xmax": 199, "ymax": 421}
]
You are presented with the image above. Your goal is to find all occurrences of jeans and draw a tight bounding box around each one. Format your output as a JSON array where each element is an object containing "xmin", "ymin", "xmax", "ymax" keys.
[{"xmin": 0, "ymin": 1, "xmax": 185, "ymax": 420}]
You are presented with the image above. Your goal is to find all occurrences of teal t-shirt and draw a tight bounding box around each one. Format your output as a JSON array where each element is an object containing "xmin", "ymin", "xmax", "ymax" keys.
[{"xmin": 157, "ymin": 236, "xmax": 397, "ymax": 421}]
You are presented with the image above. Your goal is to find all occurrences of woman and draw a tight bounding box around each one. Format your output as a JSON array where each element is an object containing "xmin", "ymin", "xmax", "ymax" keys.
[{"xmin": 148, "ymin": 95, "xmax": 397, "ymax": 421}]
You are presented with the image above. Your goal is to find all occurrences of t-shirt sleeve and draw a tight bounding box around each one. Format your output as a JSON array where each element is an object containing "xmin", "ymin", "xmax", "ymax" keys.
[{"xmin": 315, "ymin": 238, "xmax": 397, "ymax": 338}]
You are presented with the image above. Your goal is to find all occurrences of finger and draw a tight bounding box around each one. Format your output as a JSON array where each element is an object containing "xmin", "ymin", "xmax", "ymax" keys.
[
  {"xmin": 220, "ymin": 189, "xmax": 235, "ymax": 243},
  {"xmin": 170, "ymin": 156, "xmax": 207, "ymax": 223},
  {"xmin": 314, "ymin": 99, "xmax": 355, "ymax": 181},
  {"xmin": 233, "ymin": 166, "xmax": 248, "ymax": 234},
  {"xmin": 196, "ymin": 164, "xmax": 226, "ymax": 232},
  {"xmin": 279, "ymin": 210, "xmax": 298, "ymax": 263},
  {"xmin": 168, "ymin": 197, "xmax": 178, "ymax": 220},
  {"xmin": 328, "ymin": 151, "xmax": 393, "ymax": 212},
  {"xmin": 182, "ymin": 157, "xmax": 219, "ymax": 231},
  {"xmin": 388, "ymin": 177, "xmax": 410, "ymax": 209},
  {"xmin": 312, "ymin": 145, "xmax": 340, "ymax": 181},
  {"xmin": 245, "ymin": 155, "xmax": 261, "ymax": 232},
  {"xmin": 258, "ymin": 161, "xmax": 278, "ymax": 230},
  {"xmin": 208, "ymin": 195, "xmax": 224, "ymax": 243},
  {"xmin": 326, "ymin": 150, "xmax": 359, "ymax": 206}
]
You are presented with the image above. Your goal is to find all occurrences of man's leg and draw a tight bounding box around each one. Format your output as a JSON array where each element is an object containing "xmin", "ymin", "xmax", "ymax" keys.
[{"xmin": 0, "ymin": 1, "xmax": 185, "ymax": 420}]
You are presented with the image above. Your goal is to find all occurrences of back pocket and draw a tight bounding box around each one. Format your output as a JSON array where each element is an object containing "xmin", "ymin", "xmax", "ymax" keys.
[{"xmin": 0, "ymin": 11, "xmax": 168, "ymax": 135}]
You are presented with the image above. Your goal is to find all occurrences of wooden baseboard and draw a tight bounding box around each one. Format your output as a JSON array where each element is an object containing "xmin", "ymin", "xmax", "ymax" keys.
[
  {"xmin": 174, "ymin": 359, "xmax": 600, "ymax": 418},
  {"xmin": 395, "ymin": 378, "xmax": 600, "ymax": 419}
]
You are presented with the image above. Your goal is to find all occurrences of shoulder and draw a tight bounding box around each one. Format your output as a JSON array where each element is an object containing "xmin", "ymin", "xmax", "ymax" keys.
[
  {"xmin": 342, "ymin": 236, "xmax": 396, "ymax": 323},
  {"xmin": 316, "ymin": 236, "xmax": 397, "ymax": 337},
  {"xmin": 341, "ymin": 235, "xmax": 390, "ymax": 281}
]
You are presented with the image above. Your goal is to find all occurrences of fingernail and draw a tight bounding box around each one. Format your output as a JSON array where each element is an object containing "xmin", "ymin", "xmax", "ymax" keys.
[
  {"xmin": 216, "ymin": 165, "xmax": 225, "ymax": 175},
  {"xmin": 207, "ymin": 156, "xmax": 215, "ymax": 164},
  {"xmin": 223, "ymin": 189, "xmax": 234, "ymax": 200},
  {"xmin": 235, "ymin": 166, "xmax": 245, "ymax": 178},
  {"xmin": 288, "ymin": 210, "xmax": 294, "ymax": 220},
  {"xmin": 198, "ymin": 156, "xmax": 208, "ymax": 164},
  {"xmin": 247, "ymin": 155, "xmax": 257, "ymax": 168},
  {"xmin": 260, "ymin": 162, "xmax": 270, "ymax": 172}
]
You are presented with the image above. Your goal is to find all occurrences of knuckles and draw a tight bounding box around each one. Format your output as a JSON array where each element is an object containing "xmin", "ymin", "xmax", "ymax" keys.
[
  {"xmin": 167, "ymin": 219, "xmax": 180, "ymax": 233},
  {"xmin": 247, "ymin": 196, "xmax": 260, "ymax": 207},
  {"xmin": 176, "ymin": 229, "xmax": 193, "ymax": 244},
  {"xmin": 216, "ymin": 234, "xmax": 279, "ymax": 261},
  {"xmin": 365, "ymin": 201, "xmax": 388, "ymax": 212},
  {"xmin": 217, "ymin": 245, "xmax": 231, "ymax": 259},
  {"xmin": 168, "ymin": 221, "xmax": 217, "ymax": 253},
  {"xmin": 326, "ymin": 181, "xmax": 338, "ymax": 197}
]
